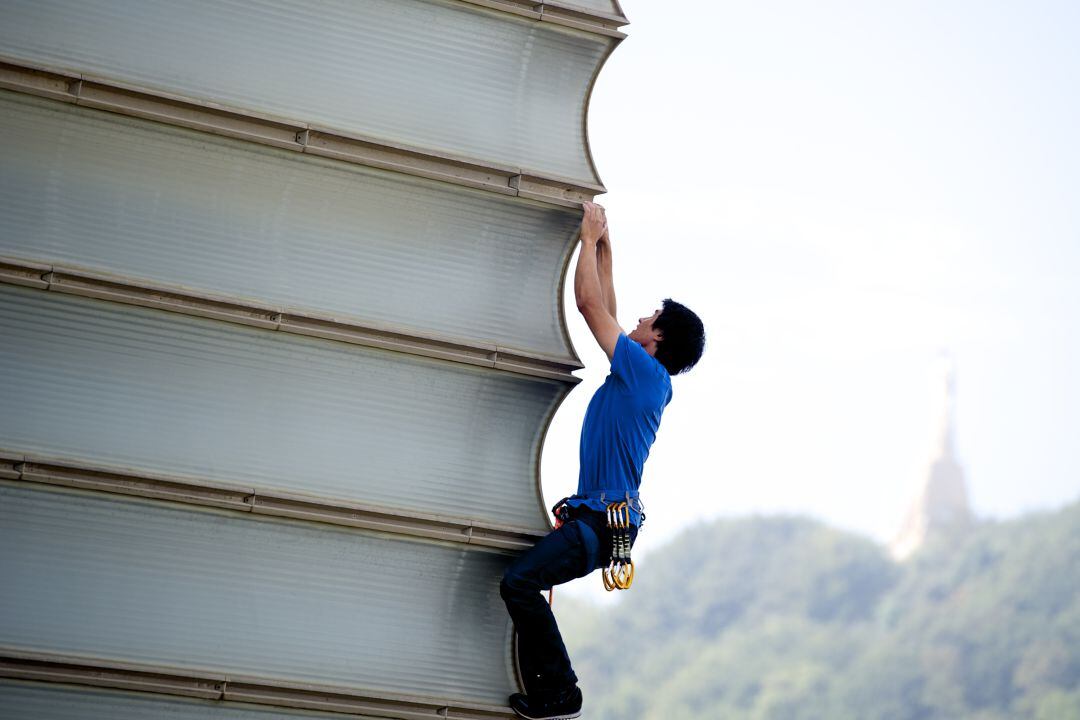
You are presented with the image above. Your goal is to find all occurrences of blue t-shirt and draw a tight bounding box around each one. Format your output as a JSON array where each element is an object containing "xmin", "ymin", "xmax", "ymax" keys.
[{"xmin": 566, "ymin": 333, "xmax": 672, "ymax": 525}]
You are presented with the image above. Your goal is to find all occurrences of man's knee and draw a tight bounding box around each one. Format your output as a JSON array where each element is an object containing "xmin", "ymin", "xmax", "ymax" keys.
[{"xmin": 500, "ymin": 564, "xmax": 536, "ymax": 602}]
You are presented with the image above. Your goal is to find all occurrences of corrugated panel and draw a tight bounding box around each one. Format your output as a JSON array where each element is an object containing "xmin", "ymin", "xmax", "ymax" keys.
[
  {"xmin": 0, "ymin": 483, "xmax": 516, "ymax": 704},
  {"xmin": 0, "ymin": 90, "xmax": 578, "ymax": 361},
  {"xmin": 0, "ymin": 0, "xmax": 609, "ymax": 184},
  {"xmin": 0, "ymin": 285, "xmax": 557, "ymax": 532},
  {"xmin": 0, "ymin": 680, "xmax": 349, "ymax": 720}
]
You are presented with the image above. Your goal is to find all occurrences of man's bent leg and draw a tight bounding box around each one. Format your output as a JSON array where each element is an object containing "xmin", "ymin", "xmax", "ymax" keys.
[{"xmin": 500, "ymin": 519, "xmax": 599, "ymax": 694}]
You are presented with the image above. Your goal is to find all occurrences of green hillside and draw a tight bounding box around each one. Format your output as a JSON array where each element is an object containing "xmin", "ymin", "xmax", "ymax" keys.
[{"xmin": 556, "ymin": 501, "xmax": 1080, "ymax": 719}]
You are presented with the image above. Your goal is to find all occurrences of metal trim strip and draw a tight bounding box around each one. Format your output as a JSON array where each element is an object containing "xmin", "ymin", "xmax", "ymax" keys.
[
  {"xmin": 0, "ymin": 59, "xmax": 603, "ymax": 208},
  {"xmin": 450, "ymin": 0, "xmax": 628, "ymax": 35},
  {"xmin": 6, "ymin": 452, "xmax": 544, "ymax": 551},
  {"xmin": 0, "ymin": 257, "xmax": 50, "ymax": 290},
  {"xmin": 538, "ymin": 4, "xmax": 628, "ymax": 37},
  {"xmin": 0, "ymin": 257, "xmax": 582, "ymax": 383},
  {"xmin": 0, "ymin": 653, "xmax": 225, "ymax": 701},
  {"xmin": 0, "ymin": 451, "xmax": 23, "ymax": 481},
  {"xmin": 0, "ymin": 650, "xmax": 514, "ymax": 719}
]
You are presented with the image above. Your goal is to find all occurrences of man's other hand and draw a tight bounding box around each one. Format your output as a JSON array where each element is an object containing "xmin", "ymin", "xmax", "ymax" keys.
[{"xmin": 581, "ymin": 201, "xmax": 607, "ymax": 245}]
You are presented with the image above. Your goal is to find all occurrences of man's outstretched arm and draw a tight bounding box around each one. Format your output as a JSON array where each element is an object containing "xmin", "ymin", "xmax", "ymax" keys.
[
  {"xmin": 597, "ymin": 226, "xmax": 617, "ymax": 319},
  {"xmin": 575, "ymin": 202, "xmax": 623, "ymax": 360}
]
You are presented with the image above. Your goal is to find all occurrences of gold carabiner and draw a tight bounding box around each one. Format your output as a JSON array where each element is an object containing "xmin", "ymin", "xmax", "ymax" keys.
[
  {"xmin": 602, "ymin": 562, "xmax": 617, "ymax": 591},
  {"xmin": 600, "ymin": 501, "xmax": 638, "ymax": 591}
]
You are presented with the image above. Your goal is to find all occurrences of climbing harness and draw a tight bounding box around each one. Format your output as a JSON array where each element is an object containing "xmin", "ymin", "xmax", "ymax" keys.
[
  {"xmin": 547, "ymin": 495, "xmax": 639, "ymax": 599},
  {"xmin": 601, "ymin": 500, "xmax": 635, "ymax": 591},
  {"xmin": 547, "ymin": 499, "xmax": 573, "ymax": 606},
  {"xmin": 552, "ymin": 498, "xmax": 571, "ymax": 531}
]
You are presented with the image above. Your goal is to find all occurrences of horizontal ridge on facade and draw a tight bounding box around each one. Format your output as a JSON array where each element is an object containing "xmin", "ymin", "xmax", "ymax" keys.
[
  {"xmin": 458, "ymin": 0, "xmax": 628, "ymax": 37},
  {"xmin": 0, "ymin": 676, "xmax": 514, "ymax": 720},
  {"xmin": 0, "ymin": 656, "xmax": 514, "ymax": 720},
  {"xmin": 0, "ymin": 59, "xmax": 604, "ymax": 208},
  {"xmin": 0, "ymin": 258, "xmax": 581, "ymax": 384},
  {"xmin": 0, "ymin": 450, "xmax": 546, "ymax": 551}
]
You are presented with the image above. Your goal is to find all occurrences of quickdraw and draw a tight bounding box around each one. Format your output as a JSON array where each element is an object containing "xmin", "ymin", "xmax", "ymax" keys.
[{"xmin": 601, "ymin": 501, "xmax": 635, "ymax": 591}]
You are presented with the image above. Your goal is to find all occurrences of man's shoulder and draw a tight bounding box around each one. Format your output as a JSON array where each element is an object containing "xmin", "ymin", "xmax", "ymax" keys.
[{"xmin": 615, "ymin": 334, "xmax": 669, "ymax": 377}]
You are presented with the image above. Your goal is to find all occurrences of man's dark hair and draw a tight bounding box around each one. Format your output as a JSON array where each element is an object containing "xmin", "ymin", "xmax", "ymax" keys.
[{"xmin": 652, "ymin": 299, "xmax": 705, "ymax": 375}]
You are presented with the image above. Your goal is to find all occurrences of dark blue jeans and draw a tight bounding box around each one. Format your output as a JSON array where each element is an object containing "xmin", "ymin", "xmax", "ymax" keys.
[{"xmin": 500, "ymin": 510, "xmax": 637, "ymax": 694}]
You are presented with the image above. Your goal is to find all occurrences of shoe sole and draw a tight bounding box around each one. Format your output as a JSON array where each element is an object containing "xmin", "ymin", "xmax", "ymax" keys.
[{"xmin": 510, "ymin": 711, "xmax": 581, "ymax": 720}]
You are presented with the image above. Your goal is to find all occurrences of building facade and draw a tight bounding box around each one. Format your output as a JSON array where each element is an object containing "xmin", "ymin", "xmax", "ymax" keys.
[{"xmin": 0, "ymin": 1, "xmax": 627, "ymax": 716}]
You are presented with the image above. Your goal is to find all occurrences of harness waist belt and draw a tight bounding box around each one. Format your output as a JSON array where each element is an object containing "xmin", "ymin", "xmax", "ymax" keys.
[{"xmin": 573, "ymin": 489, "xmax": 639, "ymax": 501}]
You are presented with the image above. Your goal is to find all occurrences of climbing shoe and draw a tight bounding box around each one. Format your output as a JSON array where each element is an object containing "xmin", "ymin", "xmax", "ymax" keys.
[{"xmin": 509, "ymin": 685, "xmax": 582, "ymax": 720}]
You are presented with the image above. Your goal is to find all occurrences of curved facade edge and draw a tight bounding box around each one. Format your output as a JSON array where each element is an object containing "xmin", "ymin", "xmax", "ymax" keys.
[
  {"xmin": 579, "ymin": 35, "xmax": 626, "ymax": 193},
  {"xmin": 554, "ymin": 219, "xmax": 585, "ymax": 373},
  {"xmin": 531, "ymin": 380, "xmax": 579, "ymax": 534}
]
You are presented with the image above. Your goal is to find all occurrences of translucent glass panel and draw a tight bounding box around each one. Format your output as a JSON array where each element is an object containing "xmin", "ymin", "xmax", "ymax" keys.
[
  {"xmin": 0, "ymin": 285, "xmax": 558, "ymax": 532},
  {"xmin": 0, "ymin": 0, "xmax": 609, "ymax": 183},
  {"xmin": 0, "ymin": 91, "xmax": 579, "ymax": 361},
  {"xmin": 0, "ymin": 484, "xmax": 516, "ymax": 704}
]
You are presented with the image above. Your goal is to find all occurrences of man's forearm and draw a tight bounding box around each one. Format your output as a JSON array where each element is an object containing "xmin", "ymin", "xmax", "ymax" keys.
[
  {"xmin": 575, "ymin": 203, "xmax": 607, "ymax": 312},
  {"xmin": 574, "ymin": 202, "xmax": 622, "ymax": 358},
  {"xmin": 575, "ymin": 236, "xmax": 604, "ymax": 312},
  {"xmin": 597, "ymin": 237, "xmax": 617, "ymax": 319}
]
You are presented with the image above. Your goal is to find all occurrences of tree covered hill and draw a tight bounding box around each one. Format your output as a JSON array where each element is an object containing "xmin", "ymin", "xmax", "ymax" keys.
[{"xmin": 556, "ymin": 501, "xmax": 1080, "ymax": 719}]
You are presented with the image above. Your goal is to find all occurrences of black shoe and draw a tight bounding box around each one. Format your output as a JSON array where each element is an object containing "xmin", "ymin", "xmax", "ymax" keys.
[{"xmin": 509, "ymin": 686, "xmax": 582, "ymax": 720}]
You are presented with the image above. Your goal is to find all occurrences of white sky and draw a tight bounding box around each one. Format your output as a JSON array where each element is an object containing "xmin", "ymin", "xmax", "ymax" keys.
[{"xmin": 540, "ymin": 0, "xmax": 1080, "ymax": 601}]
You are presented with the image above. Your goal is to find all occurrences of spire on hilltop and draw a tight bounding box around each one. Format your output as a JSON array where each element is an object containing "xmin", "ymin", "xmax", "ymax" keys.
[{"xmin": 890, "ymin": 353, "xmax": 974, "ymax": 560}]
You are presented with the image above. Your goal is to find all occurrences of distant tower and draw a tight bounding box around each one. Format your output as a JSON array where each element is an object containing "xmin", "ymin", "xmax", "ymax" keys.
[{"xmin": 891, "ymin": 354, "xmax": 974, "ymax": 560}]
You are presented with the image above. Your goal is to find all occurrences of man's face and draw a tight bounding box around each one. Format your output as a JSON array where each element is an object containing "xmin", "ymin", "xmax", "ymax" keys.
[{"xmin": 628, "ymin": 308, "xmax": 662, "ymax": 348}]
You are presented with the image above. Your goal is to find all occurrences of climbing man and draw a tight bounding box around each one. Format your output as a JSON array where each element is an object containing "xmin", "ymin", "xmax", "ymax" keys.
[{"xmin": 500, "ymin": 201, "xmax": 706, "ymax": 719}]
